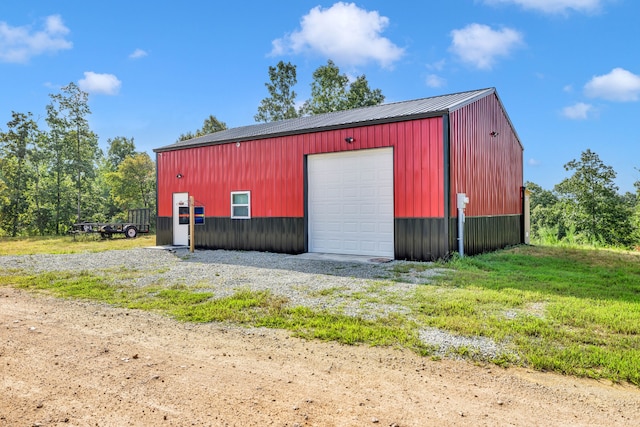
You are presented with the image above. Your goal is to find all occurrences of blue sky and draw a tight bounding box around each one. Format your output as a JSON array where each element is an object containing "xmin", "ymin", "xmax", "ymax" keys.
[{"xmin": 1, "ymin": 0, "xmax": 639, "ymax": 193}]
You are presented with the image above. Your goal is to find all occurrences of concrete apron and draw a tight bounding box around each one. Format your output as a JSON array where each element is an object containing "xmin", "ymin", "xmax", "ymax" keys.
[
  {"xmin": 288, "ymin": 252, "xmax": 393, "ymax": 264},
  {"xmin": 146, "ymin": 246, "xmax": 393, "ymax": 264}
]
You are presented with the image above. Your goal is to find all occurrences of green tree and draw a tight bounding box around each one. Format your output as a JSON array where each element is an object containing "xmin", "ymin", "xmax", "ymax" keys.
[
  {"xmin": 47, "ymin": 83, "xmax": 100, "ymax": 226},
  {"xmin": 301, "ymin": 60, "xmax": 349, "ymax": 115},
  {"xmin": 97, "ymin": 137, "xmax": 138, "ymax": 222},
  {"xmin": 255, "ymin": 61, "xmax": 299, "ymax": 123},
  {"xmin": 26, "ymin": 131, "xmax": 53, "ymax": 235},
  {"xmin": 44, "ymin": 99, "xmax": 75, "ymax": 234},
  {"xmin": 345, "ymin": 75, "xmax": 385, "ymax": 109},
  {"xmin": 555, "ymin": 149, "xmax": 633, "ymax": 246},
  {"xmin": 106, "ymin": 136, "xmax": 136, "ymax": 171},
  {"xmin": 300, "ymin": 60, "xmax": 385, "ymax": 115},
  {"xmin": 525, "ymin": 181, "xmax": 564, "ymax": 241},
  {"xmin": 178, "ymin": 115, "xmax": 227, "ymax": 142},
  {"xmin": 106, "ymin": 152, "xmax": 156, "ymax": 215},
  {"xmin": 0, "ymin": 112, "xmax": 40, "ymax": 236},
  {"xmin": 632, "ymin": 176, "xmax": 640, "ymax": 246}
]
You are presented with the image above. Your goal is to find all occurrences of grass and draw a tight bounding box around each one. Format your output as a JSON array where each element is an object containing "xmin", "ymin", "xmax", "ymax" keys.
[
  {"xmin": 2, "ymin": 236, "xmax": 639, "ymax": 386},
  {"xmin": 417, "ymin": 245, "xmax": 640, "ymax": 384},
  {"xmin": 0, "ymin": 234, "xmax": 156, "ymax": 255}
]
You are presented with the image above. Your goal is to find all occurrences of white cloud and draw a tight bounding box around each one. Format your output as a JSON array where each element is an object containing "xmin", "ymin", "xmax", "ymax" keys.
[
  {"xmin": 584, "ymin": 68, "xmax": 640, "ymax": 102},
  {"xmin": 426, "ymin": 59, "xmax": 446, "ymax": 71},
  {"xmin": 528, "ymin": 158, "xmax": 541, "ymax": 166},
  {"xmin": 0, "ymin": 14, "xmax": 72, "ymax": 63},
  {"xmin": 562, "ymin": 102, "xmax": 594, "ymax": 119},
  {"xmin": 78, "ymin": 71, "xmax": 121, "ymax": 95},
  {"xmin": 270, "ymin": 2, "xmax": 404, "ymax": 68},
  {"xmin": 425, "ymin": 74, "xmax": 446, "ymax": 88},
  {"xmin": 129, "ymin": 48, "xmax": 148, "ymax": 59},
  {"xmin": 449, "ymin": 24, "xmax": 523, "ymax": 70},
  {"xmin": 483, "ymin": 0, "xmax": 603, "ymax": 14}
]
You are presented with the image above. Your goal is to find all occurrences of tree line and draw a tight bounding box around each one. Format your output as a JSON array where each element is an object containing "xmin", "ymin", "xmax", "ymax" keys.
[
  {"xmin": 527, "ymin": 149, "xmax": 640, "ymax": 249},
  {"xmin": 0, "ymin": 83, "xmax": 155, "ymax": 236}
]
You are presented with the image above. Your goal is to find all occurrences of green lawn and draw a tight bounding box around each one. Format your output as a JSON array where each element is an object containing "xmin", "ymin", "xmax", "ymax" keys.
[
  {"xmin": 414, "ymin": 246, "xmax": 640, "ymax": 384},
  {"xmin": 0, "ymin": 234, "xmax": 155, "ymax": 255},
  {"xmin": 1, "ymin": 237, "xmax": 639, "ymax": 386}
]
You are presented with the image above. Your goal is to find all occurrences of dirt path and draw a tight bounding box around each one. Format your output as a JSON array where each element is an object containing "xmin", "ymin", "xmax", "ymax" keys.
[{"xmin": 1, "ymin": 287, "xmax": 639, "ymax": 427}]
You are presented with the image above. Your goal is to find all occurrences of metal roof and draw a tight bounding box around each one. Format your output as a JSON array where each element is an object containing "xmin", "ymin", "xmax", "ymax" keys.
[{"xmin": 155, "ymin": 87, "xmax": 496, "ymax": 152}]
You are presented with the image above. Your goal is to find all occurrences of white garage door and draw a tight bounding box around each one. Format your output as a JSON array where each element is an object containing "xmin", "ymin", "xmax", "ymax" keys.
[{"xmin": 308, "ymin": 147, "xmax": 394, "ymax": 257}]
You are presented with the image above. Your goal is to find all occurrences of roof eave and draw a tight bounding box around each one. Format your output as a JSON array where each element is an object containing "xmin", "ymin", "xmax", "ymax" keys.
[{"xmin": 153, "ymin": 110, "xmax": 449, "ymax": 153}]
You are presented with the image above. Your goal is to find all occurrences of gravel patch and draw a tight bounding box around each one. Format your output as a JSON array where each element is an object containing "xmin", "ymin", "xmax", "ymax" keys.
[
  {"xmin": 1, "ymin": 246, "xmax": 508, "ymax": 359},
  {"xmin": 419, "ymin": 328, "xmax": 512, "ymax": 361}
]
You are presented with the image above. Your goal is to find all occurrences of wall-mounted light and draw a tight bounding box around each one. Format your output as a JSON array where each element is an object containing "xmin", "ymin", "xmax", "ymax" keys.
[
  {"xmin": 490, "ymin": 131, "xmax": 499, "ymax": 137},
  {"xmin": 345, "ymin": 136, "xmax": 354, "ymax": 143},
  {"xmin": 236, "ymin": 142, "xmax": 241, "ymax": 147},
  {"xmin": 176, "ymin": 173, "xmax": 183, "ymax": 179}
]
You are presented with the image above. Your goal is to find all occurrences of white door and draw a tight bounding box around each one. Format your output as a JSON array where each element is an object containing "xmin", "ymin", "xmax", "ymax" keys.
[
  {"xmin": 173, "ymin": 192, "xmax": 189, "ymax": 246},
  {"xmin": 308, "ymin": 148, "xmax": 394, "ymax": 257}
]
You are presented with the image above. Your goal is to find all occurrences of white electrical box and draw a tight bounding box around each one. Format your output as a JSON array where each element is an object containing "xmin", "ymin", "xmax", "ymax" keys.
[{"xmin": 457, "ymin": 193, "xmax": 469, "ymax": 209}]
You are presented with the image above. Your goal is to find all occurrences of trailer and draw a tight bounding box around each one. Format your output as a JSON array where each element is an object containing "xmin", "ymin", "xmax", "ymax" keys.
[{"xmin": 71, "ymin": 208, "xmax": 151, "ymax": 238}]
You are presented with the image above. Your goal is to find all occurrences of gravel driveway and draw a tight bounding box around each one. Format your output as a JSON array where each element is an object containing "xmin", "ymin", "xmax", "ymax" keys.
[
  {"xmin": 3, "ymin": 247, "xmax": 439, "ymax": 317},
  {"xmin": 2, "ymin": 246, "xmax": 504, "ymax": 358}
]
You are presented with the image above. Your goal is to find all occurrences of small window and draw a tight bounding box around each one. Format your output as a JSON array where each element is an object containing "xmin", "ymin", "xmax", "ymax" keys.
[{"xmin": 231, "ymin": 191, "xmax": 251, "ymax": 219}]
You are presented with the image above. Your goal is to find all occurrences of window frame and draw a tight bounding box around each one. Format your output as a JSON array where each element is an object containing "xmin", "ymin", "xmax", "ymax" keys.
[{"xmin": 230, "ymin": 191, "xmax": 251, "ymax": 219}]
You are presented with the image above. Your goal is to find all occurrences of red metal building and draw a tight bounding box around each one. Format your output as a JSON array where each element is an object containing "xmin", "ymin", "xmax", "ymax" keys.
[{"xmin": 154, "ymin": 88, "xmax": 524, "ymax": 261}]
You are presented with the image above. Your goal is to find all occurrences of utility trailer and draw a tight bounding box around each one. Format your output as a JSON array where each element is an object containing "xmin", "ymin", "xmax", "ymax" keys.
[{"xmin": 71, "ymin": 208, "xmax": 150, "ymax": 238}]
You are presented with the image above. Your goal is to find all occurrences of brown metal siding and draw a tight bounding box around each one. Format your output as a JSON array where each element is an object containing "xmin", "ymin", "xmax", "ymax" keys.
[{"xmin": 449, "ymin": 94, "xmax": 523, "ymax": 217}]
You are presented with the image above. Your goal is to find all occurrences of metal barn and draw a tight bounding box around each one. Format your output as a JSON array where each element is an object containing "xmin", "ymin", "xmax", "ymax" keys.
[{"xmin": 154, "ymin": 87, "xmax": 524, "ymax": 261}]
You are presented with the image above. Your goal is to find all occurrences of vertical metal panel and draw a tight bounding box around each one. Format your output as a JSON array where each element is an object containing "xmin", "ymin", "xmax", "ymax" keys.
[
  {"xmin": 191, "ymin": 217, "xmax": 304, "ymax": 253},
  {"xmin": 412, "ymin": 121, "xmax": 421, "ymax": 216},
  {"xmin": 405, "ymin": 121, "xmax": 415, "ymax": 217},
  {"xmin": 156, "ymin": 216, "xmax": 172, "ymax": 245},
  {"xmin": 395, "ymin": 218, "xmax": 447, "ymax": 261},
  {"xmin": 448, "ymin": 215, "xmax": 522, "ymax": 256},
  {"xmin": 157, "ymin": 117, "xmax": 446, "ymax": 221},
  {"xmin": 449, "ymin": 93, "xmax": 523, "ymax": 217}
]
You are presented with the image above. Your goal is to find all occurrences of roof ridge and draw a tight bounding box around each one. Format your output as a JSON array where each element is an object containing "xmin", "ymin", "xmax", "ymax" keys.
[{"xmin": 155, "ymin": 88, "xmax": 497, "ymax": 152}]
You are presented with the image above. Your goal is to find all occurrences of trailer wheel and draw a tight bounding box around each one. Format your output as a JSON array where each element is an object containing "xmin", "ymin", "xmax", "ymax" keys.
[{"xmin": 125, "ymin": 226, "xmax": 138, "ymax": 239}]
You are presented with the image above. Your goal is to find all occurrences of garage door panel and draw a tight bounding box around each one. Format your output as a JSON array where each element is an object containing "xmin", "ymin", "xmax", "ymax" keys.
[{"xmin": 308, "ymin": 148, "xmax": 394, "ymax": 257}]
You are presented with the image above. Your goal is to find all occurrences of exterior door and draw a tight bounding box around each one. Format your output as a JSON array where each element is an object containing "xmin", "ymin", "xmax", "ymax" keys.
[
  {"xmin": 308, "ymin": 147, "xmax": 394, "ymax": 257},
  {"xmin": 172, "ymin": 192, "xmax": 189, "ymax": 246}
]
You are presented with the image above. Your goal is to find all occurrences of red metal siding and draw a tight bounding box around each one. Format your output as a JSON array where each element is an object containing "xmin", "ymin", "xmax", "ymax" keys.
[
  {"xmin": 157, "ymin": 118, "xmax": 445, "ymax": 219},
  {"xmin": 449, "ymin": 94, "xmax": 523, "ymax": 217}
]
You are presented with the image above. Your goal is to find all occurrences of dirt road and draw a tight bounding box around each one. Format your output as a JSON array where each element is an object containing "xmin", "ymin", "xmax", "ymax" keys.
[{"xmin": 1, "ymin": 287, "xmax": 639, "ymax": 426}]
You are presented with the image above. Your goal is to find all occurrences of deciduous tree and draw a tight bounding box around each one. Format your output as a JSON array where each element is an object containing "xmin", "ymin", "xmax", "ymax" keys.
[
  {"xmin": 106, "ymin": 136, "xmax": 136, "ymax": 171},
  {"xmin": 345, "ymin": 75, "xmax": 385, "ymax": 109},
  {"xmin": 106, "ymin": 152, "xmax": 156, "ymax": 214},
  {"xmin": 0, "ymin": 112, "xmax": 40, "ymax": 236},
  {"xmin": 255, "ymin": 61, "xmax": 299, "ymax": 123},
  {"xmin": 300, "ymin": 60, "xmax": 385, "ymax": 115},
  {"xmin": 555, "ymin": 149, "xmax": 633, "ymax": 246},
  {"xmin": 525, "ymin": 181, "xmax": 564, "ymax": 241},
  {"xmin": 177, "ymin": 115, "xmax": 227, "ymax": 142},
  {"xmin": 301, "ymin": 60, "xmax": 349, "ymax": 115},
  {"xmin": 47, "ymin": 83, "xmax": 100, "ymax": 226}
]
